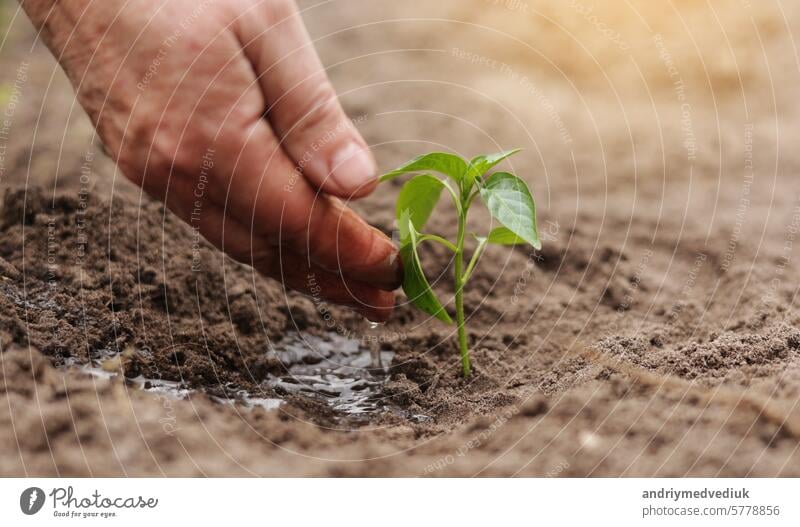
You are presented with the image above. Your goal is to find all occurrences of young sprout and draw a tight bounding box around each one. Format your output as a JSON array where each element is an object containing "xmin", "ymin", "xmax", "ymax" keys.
[{"xmin": 380, "ymin": 149, "xmax": 541, "ymax": 377}]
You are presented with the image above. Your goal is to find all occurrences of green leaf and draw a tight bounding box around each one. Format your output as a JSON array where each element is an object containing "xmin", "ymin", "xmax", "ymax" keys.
[
  {"xmin": 400, "ymin": 220, "xmax": 453, "ymax": 324},
  {"xmin": 396, "ymin": 174, "xmax": 444, "ymax": 245},
  {"xmin": 466, "ymin": 148, "xmax": 522, "ymax": 182},
  {"xmin": 479, "ymin": 172, "xmax": 541, "ymax": 249},
  {"xmin": 486, "ymin": 226, "xmax": 526, "ymax": 245},
  {"xmin": 380, "ymin": 152, "xmax": 468, "ymax": 183}
]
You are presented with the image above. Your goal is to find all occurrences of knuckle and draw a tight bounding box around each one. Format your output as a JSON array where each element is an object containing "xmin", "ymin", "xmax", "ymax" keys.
[
  {"xmin": 164, "ymin": 131, "xmax": 209, "ymax": 174},
  {"xmin": 118, "ymin": 110, "xmax": 221, "ymax": 205},
  {"xmin": 127, "ymin": 114, "xmax": 212, "ymax": 177},
  {"xmin": 285, "ymin": 83, "xmax": 344, "ymax": 141}
]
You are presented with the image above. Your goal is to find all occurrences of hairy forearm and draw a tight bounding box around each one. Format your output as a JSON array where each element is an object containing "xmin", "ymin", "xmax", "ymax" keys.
[
  {"xmin": 18, "ymin": 0, "xmax": 165, "ymax": 147},
  {"xmin": 19, "ymin": 0, "xmax": 157, "ymax": 84}
]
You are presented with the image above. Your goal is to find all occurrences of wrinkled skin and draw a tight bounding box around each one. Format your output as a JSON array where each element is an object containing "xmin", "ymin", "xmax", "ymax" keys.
[{"xmin": 20, "ymin": 0, "xmax": 401, "ymax": 320}]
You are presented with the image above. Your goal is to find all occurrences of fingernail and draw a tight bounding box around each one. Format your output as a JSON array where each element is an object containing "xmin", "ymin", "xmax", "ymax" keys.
[
  {"xmin": 329, "ymin": 142, "xmax": 377, "ymax": 193},
  {"xmin": 388, "ymin": 249, "xmax": 404, "ymax": 289},
  {"xmin": 370, "ymin": 246, "xmax": 404, "ymax": 291}
]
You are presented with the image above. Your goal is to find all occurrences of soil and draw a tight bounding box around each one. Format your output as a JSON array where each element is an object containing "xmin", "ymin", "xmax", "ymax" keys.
[{"xmin": 2, "ymin": 0, "xmax": 800, "ymax": 475}]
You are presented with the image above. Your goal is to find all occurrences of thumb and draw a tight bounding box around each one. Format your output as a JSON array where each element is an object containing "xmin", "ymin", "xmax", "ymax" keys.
[{"xmin": 237, "ymin": 1, "xmax": 376, "ymax": 198}]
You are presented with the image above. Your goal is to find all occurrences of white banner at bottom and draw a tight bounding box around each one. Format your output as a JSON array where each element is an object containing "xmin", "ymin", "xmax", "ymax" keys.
[{"xmin": 0, "ymin": 478, "xmax": 797, "ymax": 526}]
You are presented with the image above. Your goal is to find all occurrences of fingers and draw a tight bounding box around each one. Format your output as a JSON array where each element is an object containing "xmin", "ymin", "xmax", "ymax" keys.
[
  {"xmin": 211, "ymin": 118, "xmax": 402, "ymax": 291},
  {"xmin": 298, "ymin": 194, "xmax": 404, "ymax": 291},
  {"xmin": 236, "ymin": 0, "xmax": 377, "ymax": 198},
  {"xmin": 170, "ymin": 196, "xmax": 394, "ymax": 322},
  {"xmin": 255, "ymin": 248, "xmax": 395, "ymax": 323}
]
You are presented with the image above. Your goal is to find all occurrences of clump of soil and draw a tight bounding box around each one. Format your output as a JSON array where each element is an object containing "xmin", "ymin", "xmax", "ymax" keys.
[
  {"xmin": 3, "ymin": 183, "xmax": 800, "ymax": 477},
  {"xmin": 0, "ymin": 187, "xmax": 292, "ymax": 395},
  {"xmin": 597, "ymin": 324, "xmax": 800, "ymax": 380}
]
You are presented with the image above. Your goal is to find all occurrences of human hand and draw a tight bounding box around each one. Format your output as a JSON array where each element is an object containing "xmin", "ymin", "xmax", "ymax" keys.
[{"xmin": 20, "ymin": 0, "xmax": 400, "ymax": 321}]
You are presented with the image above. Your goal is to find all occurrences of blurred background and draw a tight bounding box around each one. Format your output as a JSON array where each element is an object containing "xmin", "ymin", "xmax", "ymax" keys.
[{"xmin": 1, "ymin": 0, "xmax": 798, "ymax": 250}]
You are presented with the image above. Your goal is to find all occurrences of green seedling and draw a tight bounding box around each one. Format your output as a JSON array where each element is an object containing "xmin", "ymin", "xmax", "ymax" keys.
[{"xmin": 380, "ymin": 149, "xmax": 541, "ymax": 377}]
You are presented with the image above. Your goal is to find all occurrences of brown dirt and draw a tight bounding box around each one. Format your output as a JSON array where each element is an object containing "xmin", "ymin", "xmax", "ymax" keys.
[{"xmin": 2, "ymin": 0, "xmax": 800, "ymax": 476}]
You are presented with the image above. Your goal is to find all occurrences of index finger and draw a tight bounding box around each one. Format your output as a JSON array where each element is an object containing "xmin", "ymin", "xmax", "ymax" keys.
[{"xmin": 212, "ymin": 119, "xmax": 401, "ymax": 292}]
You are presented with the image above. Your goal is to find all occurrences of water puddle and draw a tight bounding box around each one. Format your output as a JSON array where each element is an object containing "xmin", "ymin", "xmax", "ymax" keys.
[
  {"xmin": 64, "ymin": 332, "xmax": 407, "ymax": 421},
  {"xmin": 67, "ymin": 352, "xmax": 194, "ymax": 401},
  {"xmin": 266, "ymin": 333, "xmax": 394, "ymax": 416}
]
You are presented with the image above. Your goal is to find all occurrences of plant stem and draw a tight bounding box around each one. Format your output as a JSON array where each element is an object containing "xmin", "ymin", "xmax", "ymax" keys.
[
  {"xmin": 418, "ymin": 233, "xmax": 458, "ymax": 253},
  {"xmin": 454, "ymin": 209, "xmax": 470, "ymax": 377},
  {"xmin": 462, "ymin": 237, "xmax": 488, "ymax": 283}
]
